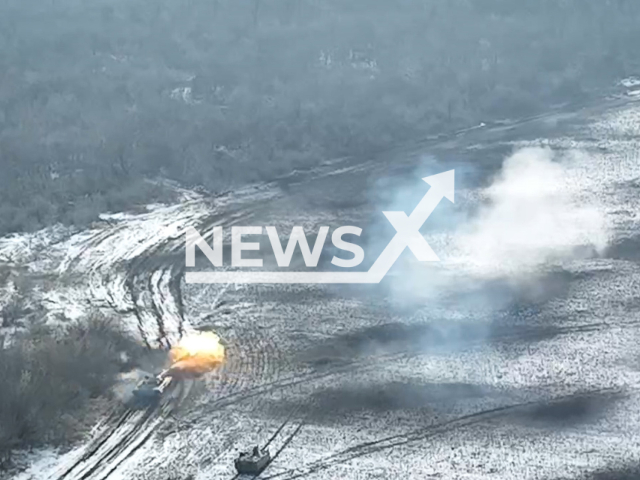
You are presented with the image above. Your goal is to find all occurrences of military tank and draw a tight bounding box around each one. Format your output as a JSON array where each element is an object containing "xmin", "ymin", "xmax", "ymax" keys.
[
  {"xmin": 129, "ymin": 373, "xmax": 171, "ymax": 408},
  {"xmin": 234, "ymin": 446, "xmax": 271, "ymax": 475}
]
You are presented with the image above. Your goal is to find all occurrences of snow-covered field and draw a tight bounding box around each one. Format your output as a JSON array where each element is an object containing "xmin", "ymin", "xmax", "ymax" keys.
[{"xmin": 6, "ymin": 94, "xmax": 640, "ymax": 480}]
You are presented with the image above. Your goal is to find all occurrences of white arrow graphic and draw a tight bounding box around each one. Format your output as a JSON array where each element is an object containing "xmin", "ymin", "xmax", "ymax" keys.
[
  {"xmin": 185, "ymin": 170, "xmax": 454, "ymax": 284},
  {"xmin": 365, "ymin": 169, "xmax": 455, "ymax": 282}
]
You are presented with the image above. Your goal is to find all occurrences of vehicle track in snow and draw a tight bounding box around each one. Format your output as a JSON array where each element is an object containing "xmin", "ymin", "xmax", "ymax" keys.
[
  {"xmin": 260, "ymin": 387, "xmax": 625, "ymax": 480},
  {"xmin": 173, "ymin": 316, "xmax": 640, "ymax": 436},
  {"xmin": 8, "ymin": 92, "xmax": 639, "ymax": 480},
  {"xmin": 53, "ymin": 380, "xmax": 192, "ymax": 480}
]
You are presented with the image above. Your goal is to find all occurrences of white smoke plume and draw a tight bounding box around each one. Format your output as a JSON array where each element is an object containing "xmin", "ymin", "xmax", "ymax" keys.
[
  {"xmin": 380, "ymin": 147, "xmax": 612, "ymax": 304},
  {"xmin": 446, "ymin": 147, "xmax": 611, "ymax": 278}
]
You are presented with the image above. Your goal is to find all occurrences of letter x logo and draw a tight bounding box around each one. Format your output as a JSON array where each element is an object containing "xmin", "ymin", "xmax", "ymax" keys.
[
  {"xmin": 368, "ymin": 170, "xmax": 454, "ymax": 278},
  {"xmin": 383, "ymin": 211, "xmax": 439, "ymax": 261}
]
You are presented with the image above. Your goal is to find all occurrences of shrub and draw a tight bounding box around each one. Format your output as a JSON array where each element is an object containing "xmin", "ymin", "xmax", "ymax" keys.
[{"xmin": 0, "ymin": 315, "xmax": 141, "ymax": 466}]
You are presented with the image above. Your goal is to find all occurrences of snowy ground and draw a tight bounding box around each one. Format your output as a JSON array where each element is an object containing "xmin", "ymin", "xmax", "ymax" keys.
[{"xmin": 6, "ymin": 93, "xmax": 640, "ymax": 480}]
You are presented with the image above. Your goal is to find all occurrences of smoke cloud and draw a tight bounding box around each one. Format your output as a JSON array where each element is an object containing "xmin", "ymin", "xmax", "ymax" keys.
[
  {"xmin": 377, "ymin": 147, "xmax": 612, "ymax": 304},
  {"xmin": 446, "ymin": 147, "xmax": 610, "ymax": 277}
]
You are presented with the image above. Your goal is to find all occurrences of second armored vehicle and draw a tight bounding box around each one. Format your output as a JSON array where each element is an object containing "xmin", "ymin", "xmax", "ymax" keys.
[{"xmin": 235, "ymin": 446, "xmax": 271, "ymax": 475}]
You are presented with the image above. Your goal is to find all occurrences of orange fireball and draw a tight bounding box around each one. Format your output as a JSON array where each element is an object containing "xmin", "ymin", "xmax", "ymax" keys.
[{"xmin": 164, "ymin": 331, "xmax": 225, "ymax": 379}]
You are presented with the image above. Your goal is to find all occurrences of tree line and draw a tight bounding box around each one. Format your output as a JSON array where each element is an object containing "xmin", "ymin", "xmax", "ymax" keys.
[{"xmin": 0, "ymin": 0, "xmax": 638, "ymax": 234}]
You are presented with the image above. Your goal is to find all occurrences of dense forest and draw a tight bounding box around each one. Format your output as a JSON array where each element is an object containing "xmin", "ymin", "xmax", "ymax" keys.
[{"xmin": 0, "ymin": 0, "xmax": 639, "ymax": 234}]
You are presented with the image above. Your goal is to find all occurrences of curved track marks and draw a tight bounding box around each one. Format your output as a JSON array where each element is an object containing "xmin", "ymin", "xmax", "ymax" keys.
[
  {"xmin": 55, "ymin": 381, "xmax": 194, "ymax": 480},
  {"xmin": 262, "ymin": 388, "xmax": 623, "ymax": 480},
  {"xmin": 186, "ymin": 318, "xmax": 636, "ymax": 418},
  {"xmin": 10, "ymin": 96, "xmax": 639, "ymax": 479}
]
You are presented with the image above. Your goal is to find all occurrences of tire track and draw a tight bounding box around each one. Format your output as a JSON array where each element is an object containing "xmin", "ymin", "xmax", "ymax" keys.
[
  {"xmin": 55, "ymin": 409, "xmax": 133, "ymax": 480},
  {"xmin": 262, "ymin": 388, "xmax": 623, "ymax": 480},
  {"xmin": 55, "ymin": 381, "xmax": 189, "ymax": 480},
  {"xmin": 93, "ymin": 382, "xmax": 189, "ymax": 480},
  {"xmin": 186, "ymin": 318, "xmax": 636, "ymax": 418},
  {"xmin": 254, "ymin": 423, "xmax": 305, "ymax": 480},
  {"xmin": 56, "ymin": 409, "xmax": 155, "ymax": 480}
]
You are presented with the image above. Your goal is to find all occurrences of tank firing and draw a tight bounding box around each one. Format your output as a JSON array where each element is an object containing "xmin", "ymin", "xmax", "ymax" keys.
[{"xmin": 131, "ymin": 331, "xmax": 225, "ymax": 406}]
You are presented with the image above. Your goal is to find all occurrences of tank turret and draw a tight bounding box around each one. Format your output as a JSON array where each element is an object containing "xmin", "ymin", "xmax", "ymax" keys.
[
  {"xmin": 234, "ymin": 446, "xmax": 271, "ymax": 475},
  {"xmin": 129, "ymin": 373, "xmax": 171, "ymax": 408}
]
